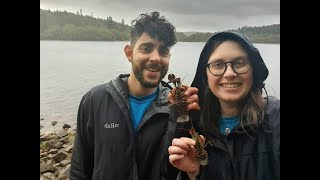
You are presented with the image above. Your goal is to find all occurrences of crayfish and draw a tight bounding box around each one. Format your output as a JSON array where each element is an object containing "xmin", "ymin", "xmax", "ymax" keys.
[
  {"xmin": 167, "ymin": 73, "xmax": 212, "ymax": 166},
  {"xmin": 167, "ymin": 74, "xmax": 190, "ymax": 123},
  {"xmin": 189, "ymin": 127, "xmax": 211, "ymax": 166}
]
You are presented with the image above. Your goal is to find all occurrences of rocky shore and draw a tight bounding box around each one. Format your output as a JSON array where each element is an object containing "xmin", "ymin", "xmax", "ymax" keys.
[{"xmin": 40, "ymin": 123, "xmax": 75, "ymax": 180}]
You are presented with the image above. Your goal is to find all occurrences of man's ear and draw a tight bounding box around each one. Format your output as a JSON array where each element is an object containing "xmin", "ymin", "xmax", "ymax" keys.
[{"xmin": 124, "ymin": 45, "xmax": 133, "ymax": 62}]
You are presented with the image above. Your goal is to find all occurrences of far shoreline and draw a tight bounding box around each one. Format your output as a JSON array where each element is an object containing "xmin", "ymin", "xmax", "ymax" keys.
[{"xmin": 40, "ymin": 39, "xmax": 280, "ymax": 44}]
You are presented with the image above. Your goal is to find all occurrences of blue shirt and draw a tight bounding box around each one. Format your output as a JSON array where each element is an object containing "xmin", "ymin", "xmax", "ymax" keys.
[
  {"xmin": 218, "ymin": 115, "xmax": 240, "ymax": 139},
  {"xmin": 129, "ymin": 89, "xmax": 158, "ymax": 131}
]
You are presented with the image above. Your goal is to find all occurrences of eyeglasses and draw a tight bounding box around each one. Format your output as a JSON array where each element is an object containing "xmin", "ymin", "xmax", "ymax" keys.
[{"xmin": 206, "ymin": 59, "xmax": 251, "ymax": 76}]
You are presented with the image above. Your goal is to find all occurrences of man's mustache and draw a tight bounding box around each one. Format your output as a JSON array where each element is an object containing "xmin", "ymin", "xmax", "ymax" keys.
[{"xmin": 145, "ymin": 63, "xmax": 162, "ymax": 71}]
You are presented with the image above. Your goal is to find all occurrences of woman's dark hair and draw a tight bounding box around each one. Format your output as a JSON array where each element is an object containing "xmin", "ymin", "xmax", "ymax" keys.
[{"xmin": 130, "ymin": 11, "xmax": 177, "ymax": 47}]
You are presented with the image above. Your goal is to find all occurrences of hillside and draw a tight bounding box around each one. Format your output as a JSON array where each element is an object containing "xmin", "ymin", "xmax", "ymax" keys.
[
  {"xmin": 40, "ymin": 9, "xmax": 279, "ymax": 43},
  {"xmin": 40, "ymin": 9, "xmax": 130, "ymax": 41}
]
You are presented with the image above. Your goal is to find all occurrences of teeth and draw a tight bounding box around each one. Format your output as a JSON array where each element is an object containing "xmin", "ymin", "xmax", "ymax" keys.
[
  {"xmin": 221, "ymin": 83, "xmax": 240, "ymax": 88},
  {"xmin": 146, "ymin": 68, "xmax": 159, "ymax": 72}
]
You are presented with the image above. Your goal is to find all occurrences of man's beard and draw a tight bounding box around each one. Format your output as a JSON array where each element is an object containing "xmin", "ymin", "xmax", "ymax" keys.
[{"xmin": 132, "ymin": 61, "xmax": 168, "ymax": 88}]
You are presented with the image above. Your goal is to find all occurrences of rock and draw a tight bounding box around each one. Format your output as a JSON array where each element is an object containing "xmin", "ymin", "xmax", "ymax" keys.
[
  {"xmin": 54, "ymin": 170, "xmax": 60, "ymax": 177},
  {"xmin": 54, "ymin": 142, "xmax": 63, "ymax": 149},
  {"xmin": 48, "ymin": 149, "xmax": 58, "ymax": 154},
  {"xmin": 40, "ymin": 152, "xmax": 48, "ymax": 158},
  {"xmin": 41, "ymin": 172, "xmax": 59, "ymax": 180},
  {"xmin": 52, "ymin": 151, "xmax": 68, "ymax": 163},
  {"xmin": 47, "ymin": 139, "xmax": 64, "ymax": 149},
  {"xmin": 40, "ymin": 134, "xmax": 56, "ymax": 142},
  {"xmin": 59, "ymin": 175, "xmax": 68, "ymax": 180},
  {"xmin": 51, "ymin": 121, "xmax": 58, "ymax": 126},
  {"xmin": 63, "ymin": 124, "xmax": 71, "ymax": 129},
  {"xmin": 47, "ymin": 154, "xmax": 55, "ymax": 159},
  {"xmin": 40, "ymin": 129, "xmax": 74, "ymax": 179},
  {"xmin": 47, "ymin": 159, "xmax": 53, "ymax": 164},
  {"xmin": 62, "ymin": 144, "xmax": 68, "ymax": 148},
  {"xmin": 60, "ymin": 159, "xmax": 71, "ymax": 166},
  {"xmin": 40, "ymin": 162, "xmax": 55, "ymax": 173},
  {"xmin": 53, "ymin": 163, "xmax": 61, "ymax": 168},
  {"xmin": 56, "ymin": 130, "xmax": 68, "ymax": 138},
  {"xmin": 58, "ymin": 164, "xmax": 71, "ymax": 179},
  {"xmin": 41, "ymin": 157, "xmax": 49, "ymax": 162},
  {"xmin": 40, "ymin": 158, "xmax": 45, "ymax": 164},
  {"xmin": 65, "ymin": 145, "xmax": 73, "ymax": 153},
  {"xmin": 60, "ymin": 136, "xmax": 69, "ymax": 143},
  {"xmin": 47, "ymin": 139, "xmax": 59, "ymax": 149}
]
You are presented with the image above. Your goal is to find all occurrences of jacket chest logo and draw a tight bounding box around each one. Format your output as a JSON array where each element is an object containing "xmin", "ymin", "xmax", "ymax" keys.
[{"xmin": 104, "ymin": 123, "xmax": 119, "ymax": 128}]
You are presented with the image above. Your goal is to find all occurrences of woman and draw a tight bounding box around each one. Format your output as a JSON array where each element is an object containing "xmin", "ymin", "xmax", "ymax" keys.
[{"xmin": 168, "ymin": 31, "xmax": 280, "ymax": 180}]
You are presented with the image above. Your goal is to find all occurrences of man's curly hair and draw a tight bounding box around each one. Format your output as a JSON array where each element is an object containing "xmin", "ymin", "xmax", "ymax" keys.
[{"xmin": 130, "ymin": 11, "xmax": 177, "ymax": 47}]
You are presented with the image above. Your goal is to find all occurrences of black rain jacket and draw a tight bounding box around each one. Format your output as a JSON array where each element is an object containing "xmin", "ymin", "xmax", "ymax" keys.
[
  {"xmin": 177, "ymin": 98, "xmax": 280, "ymax": 180},
  {"xmin": 194, "ymin": 97, "xmax": 280, "ymax": 180},
  {"xmin": 70, "ymin": 74, "xmax": 178, "ymax": 180}
]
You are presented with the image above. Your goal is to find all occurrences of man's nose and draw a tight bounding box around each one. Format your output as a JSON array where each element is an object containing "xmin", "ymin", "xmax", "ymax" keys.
[{"xmin": 150, "ymin": 50, "xmax": 161, "ymax": 63}]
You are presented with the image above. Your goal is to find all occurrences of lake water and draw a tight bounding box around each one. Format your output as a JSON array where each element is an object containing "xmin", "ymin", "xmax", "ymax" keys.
[{"xmin": 40, "ymin": 41, "xmax": 280, "ymax": 133}]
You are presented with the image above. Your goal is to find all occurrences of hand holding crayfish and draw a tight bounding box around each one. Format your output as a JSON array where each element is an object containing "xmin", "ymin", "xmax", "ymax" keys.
[
  {"xmin": 167, "ymin": 74, "xmax": 210, "ymax": 177},
  {"xmin": 168, "ymin": 134, "xmax": 206, "ymax": 179},
  {"xmin": 168, "ymin": 84, "xmax": 200, "ymax": 112},
  {"xmin": 167, "ymin": 74, "xmax": 200, "ymax": 122}
]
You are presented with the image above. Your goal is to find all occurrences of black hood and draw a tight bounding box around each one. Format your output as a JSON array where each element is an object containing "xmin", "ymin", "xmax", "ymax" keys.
[{"xmin": 191, "ymin": 31, "xmax": 269, "ymax": 107}]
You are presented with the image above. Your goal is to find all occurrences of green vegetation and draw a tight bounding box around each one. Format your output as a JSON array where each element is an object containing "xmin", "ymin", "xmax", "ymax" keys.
[
  {"xmin": 40, "ymin": 141, "xmax": 47, "ymax": 149},
  {"xmin": 40, "ymin": 9, "xmax": 279, "ymax": 44},
  {"xmin": 40, "ymin": 9, "xmax": 130, "ymax": 41},
  {"xmin": 225, "ymin": 25, "xmax": 280, "ymax": 44}
]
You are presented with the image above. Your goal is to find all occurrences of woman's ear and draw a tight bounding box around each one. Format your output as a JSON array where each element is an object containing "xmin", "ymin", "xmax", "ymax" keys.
[{"xmin": 124, "ymin": 45, "xmax": 133, "ymax": 62}]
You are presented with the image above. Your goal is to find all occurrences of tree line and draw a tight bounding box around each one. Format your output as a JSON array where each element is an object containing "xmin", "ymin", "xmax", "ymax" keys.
[{"xmin": 40, "ymin": 9, "xmax": 279, "ymax": 44}]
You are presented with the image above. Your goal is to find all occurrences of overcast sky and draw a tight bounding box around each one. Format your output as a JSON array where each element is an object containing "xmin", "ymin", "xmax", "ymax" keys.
[{"xmin": 40, "ymin": 0, "xmax": 280, "ymax": 33}]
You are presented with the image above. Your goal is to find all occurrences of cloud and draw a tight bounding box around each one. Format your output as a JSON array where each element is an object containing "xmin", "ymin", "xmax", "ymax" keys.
[{"xmin": 40, "ymin": 0, "xmax": 280, "ymax": 32}]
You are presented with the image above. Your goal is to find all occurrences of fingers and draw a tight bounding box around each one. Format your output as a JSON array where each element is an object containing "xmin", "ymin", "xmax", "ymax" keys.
[
  {"xmin": 167, "ymin": 88, "xmax": 177, "ymax": 103},
  {"xmin": 187, "ymin": 102, "xmax": 200, "ymax": 111},
  {"xmin": 199, "ymin": 135, "xmax": 206, "ymax": 146},
  {"xmin": 186, "ymin": 94, "xmax": 198, "ymax": 103},
  {"xmin": 184, "ymin": 86, "xmax": 198, "ymax": 97},
  {"xmin": 167, "ymin": 85, "xmax": 200, "ymax": 111},
  {"xmin": 185, "ymin": 87, "xmax": 200, "ymax": 110},
  {"xmin": 168, "ymin": 143, "xmax": 188, "ymax": 155},
  {"xmin": 169, "ymin": 154, "xmax": 185, "ymax": 164},
  {"xmin": 169, "ymin": 137, "xmax": 195, "ymax": 163},
  {"xmin": 172, "ymin": 137, "xmax": 196, "ymax": 150},
  {"xmin": 169, "ymin": 137, "xmax": 197, "ymax": 167}
]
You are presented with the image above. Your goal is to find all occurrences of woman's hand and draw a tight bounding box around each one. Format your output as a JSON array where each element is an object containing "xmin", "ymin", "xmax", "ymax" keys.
[
  {"xmin": 168, "ymin": 85, "xmax": 200, "ymax": 111},
  {"xmin": 168, "ymin": 137, "xmax": 200, "ymax": 176}
]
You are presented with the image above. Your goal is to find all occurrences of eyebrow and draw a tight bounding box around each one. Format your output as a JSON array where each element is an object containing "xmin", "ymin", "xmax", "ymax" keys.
[
  {"xmin": 209, "ymin": 56, "xmax": 248, "ymax": 63},
  {"xmin": 159, "ymin": 44, "xmax": 170, "ymax": 51},
  {"xmin": 138, "ymin": 42, "xmax": 170, "ymax": 51},
  {"xmin": 138, "ymin": 42, "xmax": 154, "ymax": 47}
]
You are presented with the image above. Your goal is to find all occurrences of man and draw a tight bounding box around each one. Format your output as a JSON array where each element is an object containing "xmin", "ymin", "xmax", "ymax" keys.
[{"xmin": 70, "ymin": 11, "xmax": 199, "ymax": 180}]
